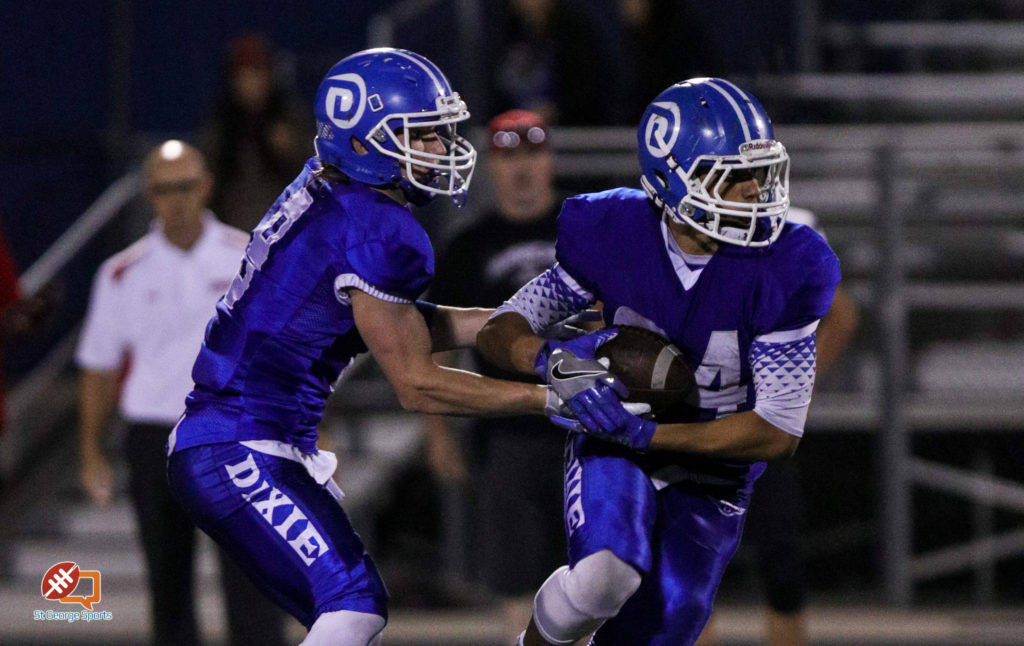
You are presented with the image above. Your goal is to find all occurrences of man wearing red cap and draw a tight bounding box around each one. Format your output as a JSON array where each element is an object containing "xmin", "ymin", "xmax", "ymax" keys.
[
  {"xmin": 424, "ymin": 109, "xmax": 569, "ymax": 642},
  {"xmin": 200, "ymin": 33, "xmax": 306, "ymax": 232}
]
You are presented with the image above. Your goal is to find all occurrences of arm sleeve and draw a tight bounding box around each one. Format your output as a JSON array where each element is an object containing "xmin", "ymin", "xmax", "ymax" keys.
[
  {"xmin": 763, "ymin": 230, "xmax": 841, "ymax": 334},
  {"xmin": 551, "ymin": 195, "xmax": 605, "ymax": 297},
  {"xmin": 492, "ymin": 263, "xmax": 594, "ymax": 334},
  {"xmin": 750, "ymin": 321, "xmax": 819, "ymax": 437},
  {"xmin": 75, "ymin": 265, "xmax": 126, "ymax": 371},
  {"xmin": 337, "ymin": 237, "xmax": 433, "ymax": 304}
]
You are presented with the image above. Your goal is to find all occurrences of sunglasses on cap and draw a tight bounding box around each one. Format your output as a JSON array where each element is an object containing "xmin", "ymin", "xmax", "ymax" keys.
[{"xmin": 491, "ymin": 125, "xmax": 549, "ymax": 151}]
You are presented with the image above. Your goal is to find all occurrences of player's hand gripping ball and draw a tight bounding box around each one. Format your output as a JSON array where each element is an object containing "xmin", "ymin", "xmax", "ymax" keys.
[{"xmin": 594, "ymin": 326, "xmax": 696, "ymax": 419}]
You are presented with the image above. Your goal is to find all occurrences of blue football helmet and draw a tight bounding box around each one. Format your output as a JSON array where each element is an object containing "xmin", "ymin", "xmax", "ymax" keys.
[
  {"xmin": 313, "ymin": 48, "xmax": 477, "ymax": 206},
  {"xmin": 637, "ymin": 78, "xmax": 790, "ymax": 247}
]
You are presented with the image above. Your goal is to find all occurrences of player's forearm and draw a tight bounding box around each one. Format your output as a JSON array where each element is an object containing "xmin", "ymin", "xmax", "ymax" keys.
[
  {"xmin": 394, "ymin": 364, "xmax": 546, "ymax": 416},
  {"xmin": 353, "ymin": 292, "xmax": 546, "ymax": 415},
  {"xmin": 649, "ymin": 410, "xmax": 799, "ymax": 461},
  {"xmin": 431, "ymin": 306, "xmax": 495, "ymax": 352},
  {"xmin": 78, "ymin": 370, "xmax": 119, "ymax": 459},
  {"xmin": 477, "ymin": 311, "xmax": 545, "ymax": 375}
]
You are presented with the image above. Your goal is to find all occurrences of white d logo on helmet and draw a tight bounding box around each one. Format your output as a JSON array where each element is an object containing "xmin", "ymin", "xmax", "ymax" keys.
[
  {"xmin": 324, "ymin": 73, "xmax": 366, "ymax": 129},
  {"xmin": 644, "ymin": 101, "xmax": 681, "ymax": 159}
]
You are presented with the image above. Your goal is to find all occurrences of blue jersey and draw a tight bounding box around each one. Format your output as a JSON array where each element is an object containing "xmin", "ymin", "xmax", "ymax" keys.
[
  {"xmin": 173, "ymin": 159, "xmax": 434, "ymax": 454},
  {"xmin": 555, "ymin": 187, "xmax": 840, "ymax": 491}
]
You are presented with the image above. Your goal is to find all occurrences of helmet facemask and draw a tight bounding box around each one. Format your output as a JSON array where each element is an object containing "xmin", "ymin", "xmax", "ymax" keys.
[
  {"xmin": 667, "ymin": 139, "xmax": 790, "ymax": 247},
  {"xmin": 367, "ymin": 93, "xmax": 477, "ymax": 206}
]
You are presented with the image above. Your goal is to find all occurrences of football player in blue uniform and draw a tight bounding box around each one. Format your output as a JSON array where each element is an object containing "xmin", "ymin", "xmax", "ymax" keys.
[
  {"xmin": 477, "ymin": 78, "xmax": 841, "ymax": 646},
  {"xmin": 165, "ymin": 48, "xmax": 593, "ymax": 646}
]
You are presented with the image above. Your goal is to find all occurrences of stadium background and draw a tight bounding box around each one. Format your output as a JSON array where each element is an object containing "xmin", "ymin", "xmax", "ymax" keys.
[{"xmin": 1, "ymin": 1, "xmax": 1022, "ymax": 644}]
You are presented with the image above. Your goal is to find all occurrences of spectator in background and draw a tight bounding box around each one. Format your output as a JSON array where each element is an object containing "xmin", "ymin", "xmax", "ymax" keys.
[
  {"xmin": 0, "ymin": 220, "xmax": 58, "ymax": 556},
  {"xmin": 424, "ymin": 110, "xmax": 566, "ymax": 643},
  {"xmin": 487, "ymin": 0, "xmax": 616, "ymax": 125},
  {"xmin": 612, "ymin": 0, "xmax": 720, "ymax": 124},
  {"xmin": 200, "ymin": 33, "xmax": 307, "ymax": 231},
  {"xmin": 76, "ymin": 140, "xmax": 288, "ymax": 646},
  {"xmin": 696, "ymin": 206, "xmax": 860, "ymax": 646},
  {"xmin": 0, "ymin": 223, "xmax": 57, "ymax": 432}
]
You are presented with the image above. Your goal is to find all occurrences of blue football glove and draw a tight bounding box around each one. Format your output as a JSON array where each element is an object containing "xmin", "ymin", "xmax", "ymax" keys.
[
  {"xmin": 535, "ymin": 328, "xmax": 628, "ymax": 405},
  {"xmin": 551, "ymin": 384, "xmax": 658, "ymax": 451},
  {"xmin": 540, "ymin": 310, "xmax": 604, "ymax": 341},
  {"xmin": 534, "ymin": 327, "xmax": 619, "ymax": 378},
  {"xmin": 545, "ymin": 389, "xmax": 652, "ymax": 434},
  {"xmin": 544, "ymin": 388, "xmax": 577, "ymax": 422}
]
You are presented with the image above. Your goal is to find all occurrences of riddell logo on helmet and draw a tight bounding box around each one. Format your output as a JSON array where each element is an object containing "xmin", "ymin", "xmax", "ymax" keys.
[{"xmin": 739, "ymin": 140, "xmax": 775, "ymax": 154}]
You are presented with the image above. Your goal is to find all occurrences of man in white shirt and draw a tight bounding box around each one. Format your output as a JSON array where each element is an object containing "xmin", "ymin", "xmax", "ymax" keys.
[{"xmin": 76, "ymin": 140, "xmax": 287, "ymax": 646}]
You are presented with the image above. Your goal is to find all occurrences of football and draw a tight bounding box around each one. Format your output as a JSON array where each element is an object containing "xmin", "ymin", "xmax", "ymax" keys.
[{"xmin": 595, "ymin": 326, "xmax": 697, "ymax": 419}]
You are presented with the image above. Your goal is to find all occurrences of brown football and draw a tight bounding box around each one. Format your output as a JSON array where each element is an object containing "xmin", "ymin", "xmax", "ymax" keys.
[{"xmin": 595, "ymin": 326, "xmax": 697, "ymax": 418}]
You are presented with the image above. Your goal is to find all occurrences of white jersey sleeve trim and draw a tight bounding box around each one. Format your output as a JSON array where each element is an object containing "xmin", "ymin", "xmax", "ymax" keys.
[
  {"xmin": 754, "ymin": 320, "xmax": 819, "ymax": 344},
  {"xmin": 334, "ymin": 273, "xmax": 412, "ymax": 305},
  {"xmin": 492, "ymin": 263, "xmax": 594, "ymax": 334},
  {"xmin": 750, "ymin": 329, "xmax": 818, "ymax": 437}
]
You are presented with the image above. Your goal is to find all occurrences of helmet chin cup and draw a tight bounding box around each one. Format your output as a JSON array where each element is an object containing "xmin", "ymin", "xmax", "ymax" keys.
[{"xmin": 398, "ymin": 177, "xmax": 435, "ymax": 207}]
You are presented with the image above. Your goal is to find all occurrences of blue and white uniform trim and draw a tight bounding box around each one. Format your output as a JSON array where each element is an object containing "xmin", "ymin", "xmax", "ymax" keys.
[
  {"xmin": 334, "ymin": 273, "xmax": 412, "ymax": 305},
  {"xmin": 703, "ymin": 78, "xmax": 761, "ymax": 141},
  {"xmin": 750, "ymin": 321, "xmax": 819, "ymax": 437},
  {"xmin": 493, "ymin": 263, "xmax": 594, "ymax": 334}
]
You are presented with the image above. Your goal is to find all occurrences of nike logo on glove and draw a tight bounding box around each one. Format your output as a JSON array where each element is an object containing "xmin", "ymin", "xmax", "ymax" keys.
[{"xmin": 549, "ymin": 359, "xmax": 607, "ymax": 381}]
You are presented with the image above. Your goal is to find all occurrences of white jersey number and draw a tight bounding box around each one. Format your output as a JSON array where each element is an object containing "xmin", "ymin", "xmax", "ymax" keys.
[
  {"xmin": 694, "ymin": 330, "xmax": 746, "ymax": 418},
  {"xmin": 224, "ymin": 188, "xmax": 313, "ymax": 309}
]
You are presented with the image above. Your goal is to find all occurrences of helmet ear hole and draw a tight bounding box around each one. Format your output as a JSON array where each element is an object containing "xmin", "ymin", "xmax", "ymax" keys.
[
  {"xmin": 652, "ymin": 169, "xmax": 668, "ymax": 190},
  {"xmin": 351, "ymin": 137, "xmax": 369, "ymax": 156}
]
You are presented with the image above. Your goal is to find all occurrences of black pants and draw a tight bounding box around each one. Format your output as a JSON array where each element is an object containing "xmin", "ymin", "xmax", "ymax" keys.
[
  {"xmin": 125, "ymin": 423, "xmax": 287, "ymax": 646},
  {"xmin": 744, "ymin": 457, "xmax": 806, "ymax": 614},
  {"xmin": 471, "ymin": 418, "xmax": 567, "ymax": 597}
]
